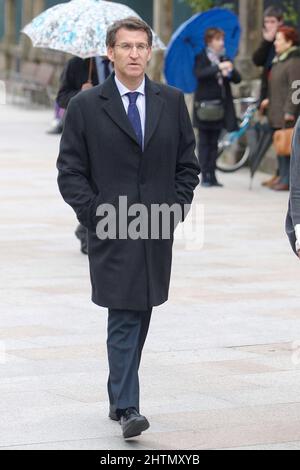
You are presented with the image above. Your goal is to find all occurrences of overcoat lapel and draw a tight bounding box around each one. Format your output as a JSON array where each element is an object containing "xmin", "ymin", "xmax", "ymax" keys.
[
  {"xmin": 100, "ymin": 75, "xmax": 139, "ymax": 146},
  {"xmin": 99, "ymin": 74, "xmax": 164, "ymax": 151},
  {"xmin": 144, "ymin": 76, "xmax": 164, "ymax": 151}
]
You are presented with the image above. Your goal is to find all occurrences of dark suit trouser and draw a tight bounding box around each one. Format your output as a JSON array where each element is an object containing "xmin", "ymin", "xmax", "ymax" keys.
[
  {"xmin": 197, "ymin": 128, "xmax": 221, "ymax": 175},
  {"xmin": 107, "ymin": 308, "xmax": 152, "ymax": 413}
]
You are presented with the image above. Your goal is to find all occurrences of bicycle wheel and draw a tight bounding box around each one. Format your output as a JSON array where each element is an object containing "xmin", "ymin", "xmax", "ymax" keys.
[{"xmin": 216, "ymin": 129, "xmax": 250, "ymax": 173}]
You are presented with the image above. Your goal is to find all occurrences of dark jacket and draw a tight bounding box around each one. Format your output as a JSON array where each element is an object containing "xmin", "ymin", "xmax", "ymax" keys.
[
  {"xmin": 193, "ymin": 50, "xmax": 241, "ymax": 132},
  {"xmin": 56, "ymin": 57, "xmax": 100, "ymax": 109},
  {"xmin": 253, "ymin": 39, "xmax": 276, "ymax": 105},
  {"xmin": 268, "ymin": 47, "xmax": 300, "ymax": 130},
  {"xmin": 57, "ymin": 74, "xmax": 200, "ymax": 311},
  {"xmin": 286, "ymin": 117, "xmax": 300, "ymax": 255}
]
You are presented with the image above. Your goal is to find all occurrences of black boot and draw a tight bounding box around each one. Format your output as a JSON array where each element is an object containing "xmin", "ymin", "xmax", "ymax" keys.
[
  {"xmin": 201, "ymin": 172, "xmax": 213, "ymax": 187},
  {"xmin": 75, "ymin": 224, "xmax": 88, "ymax": 255},
  {"xmin": 210, "ymin": 171, "xmax": 224, "ymax": 187},
  {"xmin": 46, "ymin": 119, "xmax": 63, "ymax": 135}
]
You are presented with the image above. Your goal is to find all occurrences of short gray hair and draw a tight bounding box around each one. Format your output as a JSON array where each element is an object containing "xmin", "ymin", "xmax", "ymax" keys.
[{"xmin": 106, "ymin": 17, "xmax": 153, "ymax": 48}]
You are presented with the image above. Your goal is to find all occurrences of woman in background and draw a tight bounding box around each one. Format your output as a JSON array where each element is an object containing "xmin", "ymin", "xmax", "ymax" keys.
[
  {"xmin": 261, "ymin": 26, "xmax": 300, "ymax": 191},
  {"xmin": 194, "ymin": 28, "xmax": 241, "ymax": 187}
]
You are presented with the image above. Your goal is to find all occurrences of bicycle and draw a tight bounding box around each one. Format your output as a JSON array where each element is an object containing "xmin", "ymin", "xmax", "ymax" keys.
[{"xmin": 216, "ymin": 97, "xmax": 259, "ymax": 173}]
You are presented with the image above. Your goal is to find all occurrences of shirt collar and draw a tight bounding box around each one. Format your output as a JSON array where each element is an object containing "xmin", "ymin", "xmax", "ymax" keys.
[
  {"xmin": 273, "ymin": 46, "xmax": 299, "ymax": 64},
  {"xmin": 114, "ymin": 74, "xmax": 145, "ymax": 98}
]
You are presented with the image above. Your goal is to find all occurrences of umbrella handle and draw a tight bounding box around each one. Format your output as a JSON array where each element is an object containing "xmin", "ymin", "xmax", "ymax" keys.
[{"xmin": 88, "ymin": 58, "xmax": 93, "ymax": 84}]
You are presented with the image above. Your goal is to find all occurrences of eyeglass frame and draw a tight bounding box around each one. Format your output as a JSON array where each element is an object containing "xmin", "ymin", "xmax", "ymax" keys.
[{"xmin": 113, "ymin": 43, "xmax": 151, "ymax": 53}]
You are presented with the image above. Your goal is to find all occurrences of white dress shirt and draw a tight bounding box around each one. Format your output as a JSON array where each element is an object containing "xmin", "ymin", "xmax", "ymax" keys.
[{"xmin": 114, "ymin": 74, "xmax": 146, "ymax": 145}]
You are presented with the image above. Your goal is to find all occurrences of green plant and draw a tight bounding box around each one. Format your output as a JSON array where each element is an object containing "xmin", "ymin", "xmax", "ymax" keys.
[
  {"xmin": 183, "ymin": 0, "xmax": 215, "ymax": 13},
  {"xmin": 283, "ymin": 0, "xmax": 299, "ymax": 26},
  {"xmin": 182, "ymin": 0, "xmax": 235, "ymax": 13}
]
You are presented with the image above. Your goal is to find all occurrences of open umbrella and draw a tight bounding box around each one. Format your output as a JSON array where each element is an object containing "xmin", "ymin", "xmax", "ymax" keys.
[
  {"xmin": 22, "ymin": 0, "xmax": 165, "ymax": 59},
  {"xmin": 164, "ymin": 8, "xmax": 241, "ymax": 93}
]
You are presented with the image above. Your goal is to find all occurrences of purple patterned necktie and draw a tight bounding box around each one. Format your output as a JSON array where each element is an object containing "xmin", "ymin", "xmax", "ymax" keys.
[{"xmin": 126, "ymin": 92, "xmax": 143, "ymax": 148}]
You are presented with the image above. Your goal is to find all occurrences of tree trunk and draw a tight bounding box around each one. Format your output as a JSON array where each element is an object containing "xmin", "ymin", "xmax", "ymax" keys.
[
  {"xmin": 236, "ymin": 0, "xmax": 264, "ymax": 81},
  {"xmin": 29, "ymin": 0, "xmax": 46, "ymax": 61},
  {"xmin": 3, "ymin": 0, "xmax": 17, "ymax": 70},
  {"xmin": 149, "ymin": 0, "xmax": 173, "ymax": 82},
  {"xmin": 20, "ymin": 0, "xmax": 34, "ymax": 60},
  {"xmin": 32, "ymin": 0, "xmax": 45, "ymax": 18}
]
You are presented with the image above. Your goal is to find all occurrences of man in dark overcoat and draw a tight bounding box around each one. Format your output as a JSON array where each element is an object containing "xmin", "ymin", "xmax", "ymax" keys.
[
  {"xmin": 286, "ymin": 118, "xmax": 300, "ymax": 257},
  {"xmin": 57, "ymin": 17, "xmax": 200, "ymax": 439}
]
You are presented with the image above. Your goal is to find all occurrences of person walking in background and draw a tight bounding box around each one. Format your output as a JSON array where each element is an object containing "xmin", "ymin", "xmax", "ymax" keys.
[
  {"xmin": 56, "ymin": 55, "xmax": 113, "ymax": 254},
  {"xmin": 57, "ymin": 55, "xmax": 113, "ymax": 109},
  {"xmin": 286, "ymin": 117, "xmax": 300, "ymax": 258},
  {"xmin": 46, "ymin": 101, "xmax": 65, "ymax": 135},
  {"xmin": 261, "ymin": 26, "xmax": 300, "ymax": 192},
  {"xmin": 57, "ymin": 17, "xmax": 199, "ymax": 439},
  {"xmin": 252, "ymin": 6, "xmax": 284, "ymax": 188},
  {"xmin": 193, "ymin": 28, "xmax": 241, "ymax": 188}
]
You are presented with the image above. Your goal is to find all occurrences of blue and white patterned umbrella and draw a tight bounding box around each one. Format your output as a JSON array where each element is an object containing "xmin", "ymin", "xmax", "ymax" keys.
[{"xmin": 22, "ymin": 0, "xmax": 165, "ymax": 58}]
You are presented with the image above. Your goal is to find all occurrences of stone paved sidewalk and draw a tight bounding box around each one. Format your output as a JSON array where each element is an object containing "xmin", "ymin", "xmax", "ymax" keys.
[{"xmin": 0, "ymin": 104, "xmax": 300, "ymax": 450}]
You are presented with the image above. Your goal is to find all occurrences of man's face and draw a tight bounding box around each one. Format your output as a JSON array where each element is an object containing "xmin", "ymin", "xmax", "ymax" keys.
[
  {"xmin": 264, "ymin": 16, "xmax": 282, "ymax": 33},
  {"xmin": 107, "ymin": 28, "xmax": 152, "ymax": 81}
]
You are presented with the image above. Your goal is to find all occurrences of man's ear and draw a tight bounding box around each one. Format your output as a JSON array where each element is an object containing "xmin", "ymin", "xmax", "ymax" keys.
[
  {"xmin": 147, "ymin": 48, "xmax": 153, "ymax": 63},
  {"xmin": 107, "ymin": 47, "xmax": 114, "ymax": 63}
]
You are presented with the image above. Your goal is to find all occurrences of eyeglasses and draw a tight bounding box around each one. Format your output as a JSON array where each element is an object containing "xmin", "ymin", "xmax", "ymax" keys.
[{"xmin": 114, "ymin": 43, "xmax": 150, "ymax": 53}]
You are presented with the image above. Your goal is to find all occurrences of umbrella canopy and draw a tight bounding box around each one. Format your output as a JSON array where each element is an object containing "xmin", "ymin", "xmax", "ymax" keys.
[
  {"xmin": 164, "ymin": 8, "xmax": 241, "ymax": 93},
  {"xmin": 22, "ymin": 0, "xmax": 165, "ymax": 59}
]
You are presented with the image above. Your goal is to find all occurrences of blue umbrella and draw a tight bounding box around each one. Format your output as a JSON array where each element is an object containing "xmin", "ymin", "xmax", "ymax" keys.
[{"xmin": 164, "ymin": 8, "xmax": 241, "ymax": 93}]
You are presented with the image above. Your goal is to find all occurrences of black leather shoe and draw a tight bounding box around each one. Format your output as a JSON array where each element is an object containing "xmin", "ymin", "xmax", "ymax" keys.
[
  {"xmin": 211, "ymin": 172, "xmax": 224, "ymax": 187},
  {"xmin": 211, "ymin": 180, "xmax": 224, "ymax": 187},
  {"xmin": 109, "ymin": 405, "xmax": 119, "ymax": 422},
  {"xmin": 201, "ymin": 180, "xmax": 213, "ymax": 187},
  {"xmin": 120, "ymin": 408, "xmax": 150, "ymax": 439},
  {"xmin": 201, "ymin": 173, "xmax": 213, "ymax": 187},
  {"xmin": 46, "ymin": 121, "xmax": 63, "ymax": 135}
]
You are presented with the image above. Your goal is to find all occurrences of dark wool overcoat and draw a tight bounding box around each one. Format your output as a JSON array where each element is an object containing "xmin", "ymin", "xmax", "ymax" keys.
[
  {"xmin": 56, "ymin": 57, "xmax": 100, "ymax": 109},
  {"xmin": 57, "ymin": 74, "xmax": 200, "ymax": 311},
  {"xmin": 286, "ymin": 117, "xmax": 300, "ymax": 255}
]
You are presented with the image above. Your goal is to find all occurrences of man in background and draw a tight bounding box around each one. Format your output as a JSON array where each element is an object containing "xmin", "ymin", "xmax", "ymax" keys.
[{"xmin": 57, "ymin": 56, "xmax": 113, "ymax": 254}]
